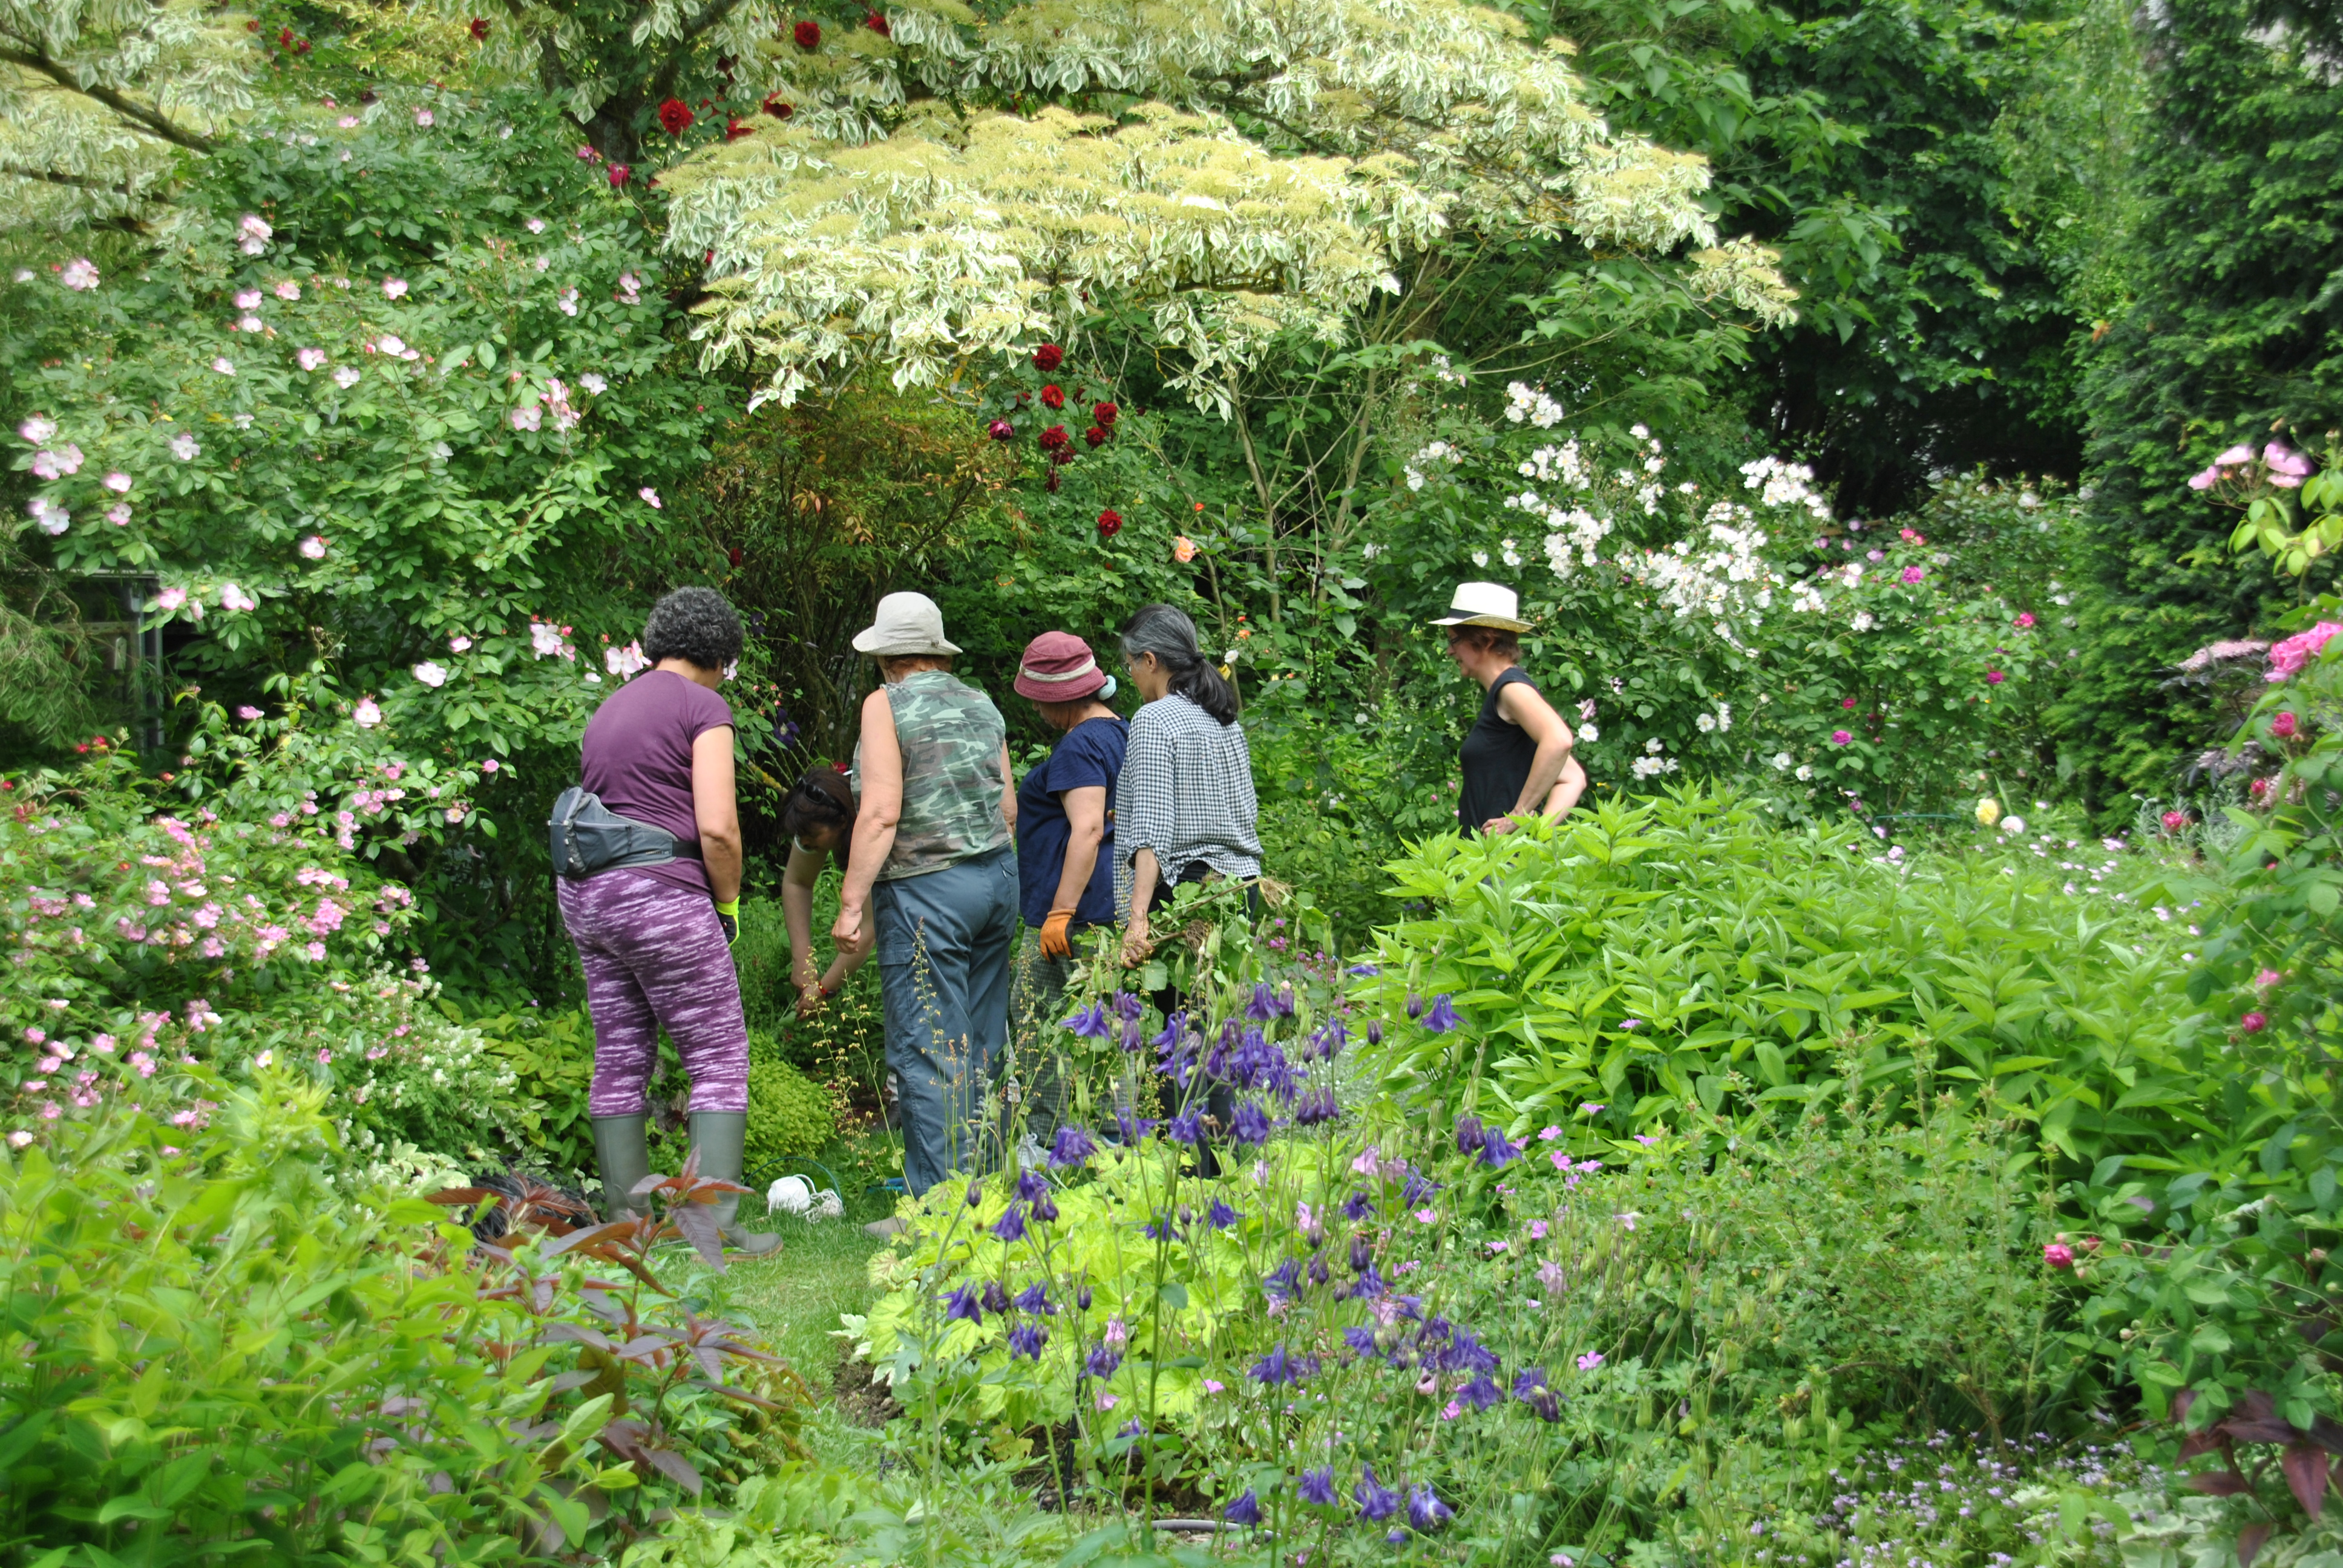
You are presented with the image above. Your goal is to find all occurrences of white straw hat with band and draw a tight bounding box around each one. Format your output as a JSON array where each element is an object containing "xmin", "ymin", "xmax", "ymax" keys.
[
  {"xmin": 1430, "ymin": 581, "xmax": 1532, "ymax": 633},
  {"xmin": 851, "ymin": 592, "xmax": 962, "ymax": 658}
]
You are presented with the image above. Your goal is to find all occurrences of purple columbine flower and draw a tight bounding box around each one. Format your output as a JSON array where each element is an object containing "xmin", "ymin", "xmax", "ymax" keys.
[
  {"xmin": 1084, "ymin": 1344, "xmax": 1122, "ymax": 1380},
  {"xmin": 1346, "ymin": 962, "xmax": 1380, "ymax": 976},
  {"xmin": 1112, "ymin": 988, "xmax": 1142, "ymax": 1021},
  {"xmin": 1120, "ymin": 1018, "xmax": 1143, "ymax": 1053},
  {"xmin": 1150, "ymin": 1010, "xmax": 1185, "ymax": 1050},
  {"xmin": 1062, "ymin": 1000, "xmax": 1112, "ymax": 1037},
  {"xmin": 1407, "ymin": 1485, "xmax": 1453, "ymax": 1530},
  {"xmin": 1165, "ymin": 1108, "xmax": 1202, "ymax": 1145},
  {"xmin": 1299, "ymin": 1468, "xmax": 1337, "ymax": 1507},
  {"xmin": 1314, "ymin": 1019, "xmax": 1349, "ymax": 1060},
  {"xmin": 1346, "ymin": 1261, "xmax": 1389, "ymax": 1299},
  {"xmin": 1342, "ymin": 1190, "xmax": 1374, "ymax": 1221},
  {"xmin": 1075, "ymin": 1282, "xmax": 1093, "ymax": 1311},
  {"xmin": 1049, "ymin": 1124, "xmax": 1097, "ymax": 1168},
  {"xmin": 1513, "ymin": 1367, "xmax": 1561, "ymax": 1422},
  {"xmin": 1263, "ymin": 1258, "xmax": 1302, "ymax": 1304},
  {"xmin": 991, "ymin": 1205, "xmax": 1027, "ymax": 1243},
  {"xmin": 1454, "ymin": 1114, "xmax": 1483, "ymax": 1155},
  {"xmin": 1400, "ymin": 1171, "xmax": 1435, "ymax": 1205},
  {"xmin": 1008, "ymin": 1322, "xmax": 1048, "ymax": 1359},
  {"xmin": 1308, "ymin": 1255, "xmax": 1330, "ymax": 1286},
  {"xmin": 1014, "ymin": 1283, "xmax": 1054, "ymax": 1314},
  {"xmin": 1480, "ymin": 1126, "xmax": 1521, "ymax": 1168},
  {"xmin": 1115, "ymin": 1418, "xmax": 1144, "ymax": 1439},
  {"xmin": 1232, "ymin": 1099, "xmax": 1272, "ymax": 1146},
  {"xmin": 1293, "ymin": 1086, "xmax": 1340, "ymax": 1126},
  {"xmin": 1225, "ymin": 1489, "xmax": 1262, "ymax": 1526},
  {"xmin": 1113, "ymin": 1109, "xmax": 1156, "ymax": 1143},
  {"xmin": 965, "ymin": 1178, "xmax": 983, "ymax": 1207},
  {"xmin": 1457, "ymin": 1373, "xmax": 1503, "ymax": 1411},
  {"xmin": 1343, "ymin": 1324, "xmax": 1380, "ymax": 1357},
  {"xmin": 1406, "ymin": 993, "xmax": 1426, "ymax": 1019},
  {"xmin": 945, "ymin": 1287, "xmax": 983, "ymax": 1325},
  {"xmin": 1367, "ymin": 1019, "xmax": 1383, "ymax": 1047},
  {"xmin": 1355, "ymin": 1466, "xmax": 1400, "ymax": 1521},
  {"xmin": 1423, "ymin": 994, "xmax": 1461, "ymax": 1033},
  {"xmin": 1207, "ymin": 1198, "xmax": 1243, "ymax": 1228},
  {"xmin": 1031, "ymin": 1191, "xmax": 1059, "ymax": 1223},
  {"xmin": 1016, "ymin": 1168, "xmax": 1049, "ymax": 1202},
  {"xmin": 1250, "ymin": 1344, "xmax": 1317, "ymax": 1385},
  {"xmin": 1349, "ymin": 1233, "xmax": 1372, "ymax": 1273},
  {"xmin": 981, "ymin": 1279, "xmax": 1011, "ymax": 1315},
  {"xmin": 1438, "ymin": 1329, "xmax": 1499, "ymax": 1375},
  {"xmin": 1246, "ymin": 983, "xmax": 1278, "ymax": 1021}
]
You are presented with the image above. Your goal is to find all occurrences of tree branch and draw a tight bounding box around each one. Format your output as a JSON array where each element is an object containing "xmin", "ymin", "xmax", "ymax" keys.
[
  {"xmin": 0, "ymin": 160, "xmax": 148, "ymax": 196},
  {"xmin": 0, "ymin": 45, "xmax": 212, "ymax": 152}
]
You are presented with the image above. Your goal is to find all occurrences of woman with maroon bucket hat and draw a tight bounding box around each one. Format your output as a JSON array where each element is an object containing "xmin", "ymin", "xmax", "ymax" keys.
[{"xmin": 1006, "ymin": 632, "xmax": 1127, "ymax": 1147}]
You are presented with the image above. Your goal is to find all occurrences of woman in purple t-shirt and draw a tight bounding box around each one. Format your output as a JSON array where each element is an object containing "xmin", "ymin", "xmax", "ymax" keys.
[{"xmin": 559, "ymin": 587, "xmax": 776, "ymax": 1254}]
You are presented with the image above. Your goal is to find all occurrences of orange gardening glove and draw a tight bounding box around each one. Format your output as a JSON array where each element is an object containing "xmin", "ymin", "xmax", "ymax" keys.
[{"xmin": 1038, "ymin": 909, "xmax": 1076, "ymax": 959}]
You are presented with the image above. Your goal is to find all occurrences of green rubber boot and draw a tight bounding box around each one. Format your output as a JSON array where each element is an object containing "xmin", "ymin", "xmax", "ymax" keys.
[
  {"xmin": 592, "ymin": 1114, "xmax": 654, "ymax": 1224},
  {"xmin": 687, "ymin": 1111, "xmax": 782, "ymax": 1256}
]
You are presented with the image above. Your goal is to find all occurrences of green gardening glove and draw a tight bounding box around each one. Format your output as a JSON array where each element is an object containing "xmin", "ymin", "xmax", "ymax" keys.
[{"xmin": 714, "ymin": 898, "xmax": 740, "ymax": 946}]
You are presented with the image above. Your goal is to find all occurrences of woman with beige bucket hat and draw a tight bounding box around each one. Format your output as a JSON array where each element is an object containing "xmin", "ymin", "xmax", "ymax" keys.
[{"xmin": 831, "ymin": 592, "xmax": 1020, "ymax": 1212}]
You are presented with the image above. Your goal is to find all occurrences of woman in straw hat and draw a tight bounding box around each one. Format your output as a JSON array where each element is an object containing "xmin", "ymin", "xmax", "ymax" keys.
[
  {"xmin": 832, "ymin": 592, "xmax": 1019, "ymax": 1215},
  {"xmin": 1005, "ymin": 630, "xmax": 1128, "ymax": 1148},
  {"xmin": 1433, "ymin": 582, "xmax": 1587, "ymax": 834}
]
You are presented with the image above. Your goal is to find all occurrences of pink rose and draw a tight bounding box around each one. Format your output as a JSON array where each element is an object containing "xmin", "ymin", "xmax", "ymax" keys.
[
  {"xmin": 2042, "ymin": 1242, "xmax": 2074, "ymax": 1269},
  {"xmin": 2241, "ymin": 1011, "xmax": 2269, "ymax": 1033},
  {"xmin": 1831, "ymin": 729, "xmax": 1852, "ymax": 745}
]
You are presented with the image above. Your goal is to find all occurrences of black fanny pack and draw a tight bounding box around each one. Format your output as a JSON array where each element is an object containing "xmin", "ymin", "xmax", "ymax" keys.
[{"xmin": 549, "ymin": 786, "xmax": 703, "ymax": 880}]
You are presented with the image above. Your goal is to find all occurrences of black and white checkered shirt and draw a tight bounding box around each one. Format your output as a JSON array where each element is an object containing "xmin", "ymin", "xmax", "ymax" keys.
[{"xmin": 1113, "ymin": 693, "xmax": 1261, "ymax": 913}]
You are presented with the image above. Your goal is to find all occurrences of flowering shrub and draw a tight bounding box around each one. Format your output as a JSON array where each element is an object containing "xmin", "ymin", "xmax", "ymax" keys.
[{"xmin": 842, "ymin": 904, "xmax": 2115, "ymax": 1562}]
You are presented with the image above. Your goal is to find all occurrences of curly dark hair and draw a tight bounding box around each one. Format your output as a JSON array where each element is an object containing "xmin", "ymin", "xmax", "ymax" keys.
[{"xmin": 640, "ymin": 587, "xmax": 744, "ymax": 672}]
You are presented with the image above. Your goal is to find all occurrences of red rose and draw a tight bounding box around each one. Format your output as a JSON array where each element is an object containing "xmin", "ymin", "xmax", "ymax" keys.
[
  {"xmin": 2161, "ymin": 809, "xmax": 2187, "ymax": 833},
  {"xmin": 726, "ymin": 116, "xmax": 753, "ymax": 140},
  {"xmin": 608, "ymin": 163, "xmax": 632, "ymax": 188},
  {"xmin": 1083, "ymin": 425, "xmax": 1107, "ymax": 448},
  {"xmin": 1051, "ymin": 448, "xmax": 1075, "ymax": 466},
  {"xmin": 469, "ymin": 16, "xmax": 490, "ymax": 39},
  {"xmin": 1046, "ymin": 469, "xmax": 1062, "ymax": 492},
  {"xmin": 658, "ymin": 97, "xmax": 695, "ymax": 135},
  {"xmin": 1098, "ymin": 509, "xmax": 1123, "ymax": 539},
  {"xmin": 793, "ymin": 19, "xmax": 822, "ymax": 48},
  {"xmin": 988, "ymin": 419, "xmax": 1015, "ymax": 441},
  {"xmin": 280, "ymin": 26, "xmax": 293, "ymax": 45},
  {"xmin": 867, "ymin": 9, "xmax": 891, "ymax": 33},
  {"xmin": 1032, "ymin": 343, "xmax": 1064, "ymax": 371},
  {"xmin": 1041, "ymin": 384, "xmax": 1066, "ymax": 410},
  {"xmin": 1038, "ymin": 424, "xmax": 1070, "ymax": 451},
  {"xmin": 247, "ymin": 17, "xmax": 261, "ymax": 30},
  {"xmin": 728, "ymin": 546, "xmax": 744, "ymax": 567},
  {"xmin": 762, "ymin": 94, "xmax": 794, "ymax": 119},
  {"xmin": 296, "ymin": 37, "xmax": 311, "ymax": 52},
  {"xmin": 1093, "ymin": 400, "xmax": 1118, "ymax": 426}
]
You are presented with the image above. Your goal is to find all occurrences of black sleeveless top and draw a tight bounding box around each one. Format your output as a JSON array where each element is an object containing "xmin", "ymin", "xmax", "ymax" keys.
[{"xmin": 1458, "ymin": 667, "xmax": 1541, "ymax": 832}]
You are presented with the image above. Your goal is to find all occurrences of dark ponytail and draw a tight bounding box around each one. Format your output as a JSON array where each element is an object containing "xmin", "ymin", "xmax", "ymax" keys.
[
  {"xmin": 1120, "ymin": 604, "xmax": 1239, "ymax": 725},
  {"xmin": 779, "ymin": 766, "xmax": 856, "ymax": 841}
]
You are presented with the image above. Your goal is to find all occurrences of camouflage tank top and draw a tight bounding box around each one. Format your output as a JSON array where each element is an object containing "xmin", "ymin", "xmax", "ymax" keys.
[{"xmin": 851, "ymin": 670, "xmax": 1012, "ymax": 882}]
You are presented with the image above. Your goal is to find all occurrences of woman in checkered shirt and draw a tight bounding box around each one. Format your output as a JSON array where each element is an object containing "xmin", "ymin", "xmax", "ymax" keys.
[{"xmin": 1113, "ymin": 604, "xmax": 1262, "ymax": 967}]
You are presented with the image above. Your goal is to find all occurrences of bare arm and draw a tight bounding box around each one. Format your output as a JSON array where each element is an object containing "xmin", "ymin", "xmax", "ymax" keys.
[
  {"xmin": 1052, "ymin": 785, "xmax": 1106, "ymax": 916},
  {"xmin": 690, "ymin": 727, "xmax": 742, "ymax": 903},
  {"xmin": 782, "ymin": 840, "xmax": 868, "ymax": 1006},
  {"xmin": 1122, "ymin": 846, "xmax": 1161, "ymax": 966},
  {"xmin": 833, "ymin": 689, "xmax": 900, "ymax": 958},
  {"xmin": 1484, "ymin": 682, "xmax": 1575, "ymax": 834},
  {"xmin": 999, "ymin": 742, "xmax": 1017, "ymax": 834},
  {"xmin": 1544, "ymin": 753, "xmax": 1589, "ymax": 819}
]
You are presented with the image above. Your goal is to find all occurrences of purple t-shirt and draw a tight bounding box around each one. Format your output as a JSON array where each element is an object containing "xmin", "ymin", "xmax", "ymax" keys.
[{"xmin": 578, "ymin": 670, "xmax": 733, "ymax": 893}]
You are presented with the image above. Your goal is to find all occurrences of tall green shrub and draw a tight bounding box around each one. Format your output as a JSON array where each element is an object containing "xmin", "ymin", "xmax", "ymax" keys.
[{"xmin": 2060, "ymin": 0, "xmax": 2343, "ymax": 812}]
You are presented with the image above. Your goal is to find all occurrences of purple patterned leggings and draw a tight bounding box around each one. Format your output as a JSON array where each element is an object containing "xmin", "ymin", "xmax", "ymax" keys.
[{"xmin": 558, "ymin": 869, "xmax": 749, "ymax": 1116}]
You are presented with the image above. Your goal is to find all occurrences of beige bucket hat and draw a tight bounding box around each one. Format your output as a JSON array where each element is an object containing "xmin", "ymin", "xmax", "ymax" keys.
[
  {"xmin": 1430, "ymin": 581, "xmax": 1532, "ymax": 633},
  {"xmin": 851, "ymin": 592, "xmax": 962, "ymax": 658}
]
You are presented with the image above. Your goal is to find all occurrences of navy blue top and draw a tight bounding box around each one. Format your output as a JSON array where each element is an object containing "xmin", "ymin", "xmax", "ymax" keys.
[{"xmin": 1015, "ymin": 716, "xmax": 1128, "ymax": 929}]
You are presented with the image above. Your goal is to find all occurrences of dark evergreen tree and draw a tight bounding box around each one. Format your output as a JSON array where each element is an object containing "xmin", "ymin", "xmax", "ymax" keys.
[{"xmin": 2056, "ymin": 0, "xmax": 2343, "ymax": 811}]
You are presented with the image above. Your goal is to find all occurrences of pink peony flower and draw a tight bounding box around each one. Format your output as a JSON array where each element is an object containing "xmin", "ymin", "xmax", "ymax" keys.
[
  {"xmin": 2043, "ymin": 1242, "xmax": 2074, "ymax": 1269},
  {"xmin": 1900, "ymin": 566, "xmax": 1925, "ymax": 585},
  {"xmin": 1831, "ymin": 729, "xmax": 1852, "ymax": 745}
]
